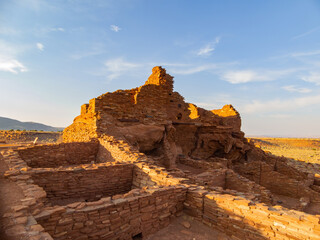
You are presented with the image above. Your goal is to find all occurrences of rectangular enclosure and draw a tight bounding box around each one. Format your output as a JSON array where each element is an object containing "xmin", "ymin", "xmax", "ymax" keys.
[
  {"xmin": 17, "ymin": 141, "xmax": 100, "ymax": 168},
  {"xmin": 35, "ymin": 187, "xmax": 187, "ymax": 240},
  {"xmin": 31, "ymin": 164, "xmax": 134, "ymax": 205}
]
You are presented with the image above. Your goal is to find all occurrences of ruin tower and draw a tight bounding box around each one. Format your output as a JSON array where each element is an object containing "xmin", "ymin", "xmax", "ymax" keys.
[{"xmin": 63, "ymin": 66, "xmax": 242, "ymax": 168}]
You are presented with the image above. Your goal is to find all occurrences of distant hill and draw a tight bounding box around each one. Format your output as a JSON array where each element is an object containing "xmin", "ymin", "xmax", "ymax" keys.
[{"xmin": 0, "ymin": 116, "xmax": 64, "ymax": 132}]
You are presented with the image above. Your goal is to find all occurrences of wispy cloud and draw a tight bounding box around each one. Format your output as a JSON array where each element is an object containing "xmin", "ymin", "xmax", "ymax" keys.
[
  {"xmin": 292, "ymin": 26, "xmax": 320, "ymax": 40},
  {"xmin": 0, "ymin": 57, "xmax": 27, "ymax": 74},
  {"xmin": 169, "ymin": 64, "xmax": 218, "ymax": 75},
  {"xmin": 49, "ymin": 27, "xmax": 65, "ymax": 32},
  {"xmin": 221, "ymin": 69, "xmax": 297, "ymax": 84},
  {"xmin": 0, "ymin": 40, "xmax": 27, "ymax": 74},
  {"xmin": 282, "ymin": 85, "xmax": 312, "ymax": 93},
  {"xmin": 197, "ymin": 37, "xmax": 220, "ymax": 56},
  {"xmin": 110, "ymin": 25, "xmax": 121, "ymax": 32},
  {"xmin": 0, "ymin": 27, "xmax": 19, "ymax": 36},
  {"xmin": 36, "ymin": 42, "xmax": 44, "ymax": 51},
  {"xmin": 71, "ymin": 43, "xmax": 105, "ymax": 60},
  {"xmin": 104, "ymin": 58, "xmax": 140, "ymax": 81},
  {"xmin": 18, "ymin": 0, "xmax": 56, "ymax": 12},
  {"xmin": 242, "ymin": 94, "xmax": 320, "ymax": 113},
  {"xmin": 291, "ymin": 50, "xmax": 320, "ymax": 58},
  {"xmin": 301, "ymin": 72, "xmax": 320, "ymax": 85}
]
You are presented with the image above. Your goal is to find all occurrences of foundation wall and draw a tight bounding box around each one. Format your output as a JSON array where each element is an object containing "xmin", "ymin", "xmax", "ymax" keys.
[
  {"xmin": 36, "ymin": 187, "xmax": 187, "ymax": 240},
  {"xmin": 17, "ymin": 141, "xmax": 99, "ymax": 168},
  {"xmin": 0, "ymin": 130, "xmax": 61, "ymax": 142},
  {"xmin": 235, "ymin": 161, "xmax": 320, "ymax": 202},
  {"xmin": 225, "ymin": 170, "xmax": 273, "ymax": 204},
  {"xmin": 184, "ymin": 188, "xmax": 320, "ymax": 240},
  {"xmin": 97, "ymin": 136, "xmax": 188, "ymax": 187},
  {"xmin": 31, "ymin": 164, "xmax": 134, "ymax": 204}
]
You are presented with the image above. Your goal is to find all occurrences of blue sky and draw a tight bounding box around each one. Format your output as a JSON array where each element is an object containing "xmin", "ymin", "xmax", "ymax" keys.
[{"xmin": 1, "ymin": 0, "xmax": 320, "ymax": 137}]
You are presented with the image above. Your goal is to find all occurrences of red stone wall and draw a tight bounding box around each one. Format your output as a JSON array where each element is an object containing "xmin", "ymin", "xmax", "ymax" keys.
[
  {"xmin": 184, "ymin": 188, "xmax": 320, "ymax": 240},
  {"xmin": 35, "ymin": 186, "xmax": 186, "ymax": 240},
  {"xmin": 0, "ymin": 130, "xmax": 61, "ymax": 143},
  {"xmin": 30, "ymin": 164, "xmax": 133, "ymax": 205},
  {"xmin": 17, "ymin": 141, "xmax": 99, "ymax": 168}
]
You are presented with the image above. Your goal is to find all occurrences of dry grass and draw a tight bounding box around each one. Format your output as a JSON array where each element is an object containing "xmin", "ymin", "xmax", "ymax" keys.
[{"xmin": 248, "ymin": 138, "xmax": 320, "ymax": 164}]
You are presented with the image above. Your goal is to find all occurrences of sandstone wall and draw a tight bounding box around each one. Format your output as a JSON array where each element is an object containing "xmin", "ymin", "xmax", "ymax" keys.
[
  {"xmin": 63, "ymin": 99, "xmax": 98, "ymax": 142},
  {"xmin": 184, "ymin": 188, "xmax": 320, "ymax": 240},
  {"xmin": 17, "ymin": 141, "xmax": 99, "ymax": 168},
  {"xmin": 97, "ymin": 136, "xmax": 187, "ymax": 186},
  {"xmin": 35, "ymin": 186, "xmax": 186, "ymax": 240},
  {"xmin": 30, "ymin": 164, "xmax": 133, "ymax": 205},
  {"xmin": 62, "ymin": 66, "xmax": 243, "ymax": 145},
  {"xmin": 234, "ymin": 158, "xmax": 320, "ymax": 203}
]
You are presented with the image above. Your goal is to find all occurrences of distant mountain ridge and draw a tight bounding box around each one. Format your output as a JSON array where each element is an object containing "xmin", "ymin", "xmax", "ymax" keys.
[{"xmin": 0, "ymin": 116, "xmax": 64, "ymax": 132}]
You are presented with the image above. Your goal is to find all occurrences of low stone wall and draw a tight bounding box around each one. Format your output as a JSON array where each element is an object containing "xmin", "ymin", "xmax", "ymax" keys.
[
  {"xmin": 235, "ymin": 161, "xmax": 320, "ymax": 203},
  {"xmin": 35, "ymin": 186, "xmax": 187, "ymax": 240},
  {"xmin": 184, "ymin": 187, "xmax": 320, "ymax": 240},
  {"xmin": 30, "ymin": 164, "xmax": 134, "ymax": 205},
  {"xmin": 178, "ymin": 156, "xmax": 228, "ymax": 169},
  {"xmin": 97, "ymin": 136, "xmax": 189, "ymax": 187},
  {"xmin": 225, "ymin": 170, "xmax": 273, "ymax": 204},
  {"xmin": 0, "ymin": 130, "xmax": 61, "ymax": 143},
  {"xmin": 17, "ymin": 141, "xmax": 99, "ymax": 168}
]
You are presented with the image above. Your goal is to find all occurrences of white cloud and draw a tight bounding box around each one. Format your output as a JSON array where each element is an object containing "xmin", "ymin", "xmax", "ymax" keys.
[
  {"xmin": 110, "ymin": 25, "xmax": 121, "ymax": 32},
  {"xmin": 104, "ymin": 58, "xmax": 140, "ymax": 80},
  {"xmin": 49, "ymin": 27, "xmax": 65, "ymax": 32},
  {"xmin": 301, "ymin": 72, "xmax": 320, "ymax": 85},
  {"xmin": 0, "ymin": 27, "xmax": 19, "ymax": 36},
  {"xmin": 197, "ymin": 37, "xmax": 220, "ymax": 56},
  {"xmin": 222, "ymin": 69, "xmax": 296, "ymax": 84},
  {"xmin": 222, "ymin": 70, "xmax": 266, "ymax": 84},
  {"xmin": 292, "ymin": 26, "xmax": 320, "ymax": 40},
  {"xmin": 242, "ymin": 94, "xmax": 320, "ymax": 113},
  {"xmin": 0, "ymin": 57, "xmax": 27, "ymax": 74},
  {"xmin": 36, "ymin": 42, "xmax": 44, "ymax": 51},
  {"xmin": 0, "ymin": 40, "xmax": 27, "ymax": 74},
  {"xmin": 282, "ymin": 85, "xmax": 312, "ymax": 93},
  {"xmin": 291, "ymin": 50, "xmax": 320, "ymax": 58},
  {"xmin": 169, "ymin": 64, "xmax": 218, "ymax": 75}
]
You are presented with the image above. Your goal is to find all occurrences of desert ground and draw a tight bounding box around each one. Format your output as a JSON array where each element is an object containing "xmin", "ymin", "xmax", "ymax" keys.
[{"xmin": 249, "ymin": 137, "xmax": 320, "ymax": 164}]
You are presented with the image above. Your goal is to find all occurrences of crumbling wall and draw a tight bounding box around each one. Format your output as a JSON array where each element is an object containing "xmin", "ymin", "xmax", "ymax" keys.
[
  {"xmin": 0, "ymin": 130, "xmax": 61, "ymax": 142},
  {"xmin": 97, "ymin": 136, "xmax": 187, "ymax": 187},
  {"xmin": 234, "ymin": 152, "xmax": 320, "ymax": 203},
  {"xmin": 17, "ymin": 141, "xmax": 99, "ymax": 168},
  {"xmin": 30, "ymin": 164, "xmax": 133, "ymax": 205},
  {"xmin": 35, "ymin": 187, "xmax": 186, "ymax": 240},
  {"xmin": 184, "ymin": 188, "xmax": 320, "ymax": 240},
  {"xmin": 63, "ymin": 99, "xmax": 98, "ymax": 142}
]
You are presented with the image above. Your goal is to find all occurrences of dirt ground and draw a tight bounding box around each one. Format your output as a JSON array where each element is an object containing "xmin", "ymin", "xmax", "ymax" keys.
[
  {"xmin": 249, "ymin": 138, "xmax": 320, "ymax": 164},
  {"xmin": 146, "ymin": 214, "xmax": 231, "ymax": 240}
]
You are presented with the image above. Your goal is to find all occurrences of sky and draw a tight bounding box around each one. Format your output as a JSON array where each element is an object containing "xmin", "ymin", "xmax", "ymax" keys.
[{"xmin": 1, "ymin": 0, "xmax": 320, "ymax": 137}]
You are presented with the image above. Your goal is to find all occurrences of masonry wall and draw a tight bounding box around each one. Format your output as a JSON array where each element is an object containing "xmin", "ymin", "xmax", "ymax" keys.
[
  {"xmin": 225, "ymin": 170, "xmax": 273, "ymax": 204},
  {"xmin": 30, "ymin": 164, "xmax": 134, "ymax": 205},
  {"xmin": 63, "ymin": 99, "xmax": 98, "ymax": 142},
  {"xmin": 184, "ymin": 188, "xmax": 320, "ymax": 240},
  {"xmin": 0, "ymin": 130, "xmax": 61, "ymax": 142},
  {"xmin": 97, "ymin": 136, "xmax": 187, "ymax": 187},
  {"xmin": 234, "ymin": 160, "xmax": 320, "ymax": 202},
  {"xmin": 35, "ymin": 187, "xmax": 187, "ymax": 240},
  {"xmin": 17, "ymin": 141, "xmax": 99, "ymax": 168}
]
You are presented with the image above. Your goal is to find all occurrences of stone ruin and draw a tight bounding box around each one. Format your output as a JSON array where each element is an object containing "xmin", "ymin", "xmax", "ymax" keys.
[{"xmin": 1, "ymin": 66, "xmax": 320, "ymax": 239}]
